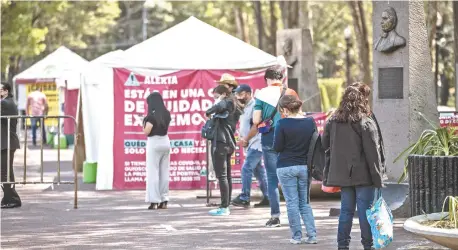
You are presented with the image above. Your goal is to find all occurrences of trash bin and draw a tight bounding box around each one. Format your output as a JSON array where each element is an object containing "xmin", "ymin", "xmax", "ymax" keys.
[{"xmin": 83, "ymin": 162, "xmax": 97, "ymax": 183}]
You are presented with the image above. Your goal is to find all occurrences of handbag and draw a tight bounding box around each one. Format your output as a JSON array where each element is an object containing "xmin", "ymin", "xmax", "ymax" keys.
[
  {"xmin": 366, "ymin": 189, "xmax": 393, "ymax": 249},
  {"xmin": 257, "ymin": 87, "xmax": 286, "ymax": 134},
  {"xmin": 201, "ymin": 118, "xmax": 219, "ymax": 140}
]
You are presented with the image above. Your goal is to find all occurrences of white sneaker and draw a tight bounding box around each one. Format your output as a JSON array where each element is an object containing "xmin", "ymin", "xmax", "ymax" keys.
[
  {"xmin": 303, "ymin": 237, "xmax": 318, "ymax": 244},
  {"xmin": 290, "ymin": 239, "xmax": 302, "ymax": 244}
]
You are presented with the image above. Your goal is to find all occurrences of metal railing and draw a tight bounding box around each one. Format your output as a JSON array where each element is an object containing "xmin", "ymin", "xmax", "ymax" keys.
[{"xmin": 0, "ymin": 115, "xmax": 79, "ymax": 209}]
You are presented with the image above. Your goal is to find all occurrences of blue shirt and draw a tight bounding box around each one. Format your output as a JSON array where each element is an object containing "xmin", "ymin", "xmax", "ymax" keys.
[{"xmin": 273, "ymin": 117, "xmax": 316, "ymax": 169}]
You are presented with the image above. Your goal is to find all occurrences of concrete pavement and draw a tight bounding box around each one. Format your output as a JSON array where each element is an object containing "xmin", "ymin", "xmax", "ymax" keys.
[{"xmin": 0, "ymin": 147, "xmax": 448, "ymax": 250}]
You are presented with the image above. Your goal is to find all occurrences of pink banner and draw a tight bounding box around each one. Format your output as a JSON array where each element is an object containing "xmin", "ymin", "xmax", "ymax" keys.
[{"xmin": 113, "ymin": 68, "xmax": 270, "ymax": 190}]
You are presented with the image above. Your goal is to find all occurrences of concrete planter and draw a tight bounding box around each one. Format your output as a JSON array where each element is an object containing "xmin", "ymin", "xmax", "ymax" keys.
[
  {"xmin": 408, "ymin": 155, "xmax": 458, "ymax": 216},
  {"xmin": 404, "ymin": 212, "xmax": 458, "ymax": 249}
]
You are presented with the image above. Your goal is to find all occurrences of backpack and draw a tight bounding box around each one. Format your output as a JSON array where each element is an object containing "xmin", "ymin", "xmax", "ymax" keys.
[
  {"xmin": 201, "ymin": 118, "xmax": 218, "ymax": 140},
  {"xmin": 307, "ymin": 123, "xmax": 325, "ymax": 181}
]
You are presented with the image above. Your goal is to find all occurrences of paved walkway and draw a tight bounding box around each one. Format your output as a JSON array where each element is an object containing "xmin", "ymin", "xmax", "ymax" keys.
[{"xmin": 1, "ymin": 147, "xmax": 447, "ymax": 250}]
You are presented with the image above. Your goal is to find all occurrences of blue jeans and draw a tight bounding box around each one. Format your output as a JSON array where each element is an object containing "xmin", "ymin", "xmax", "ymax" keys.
[
  {"xmin": 31, "ymin": 118, "xmax": 46, "ymax": 145},
  {"xmin": 338, "ymin": 186, "xmax": 375, "ymax": 249},
  {"xmin": 240, "ymin": 148, "xmax": 268, "ymax": 201},
  {"xmin": 262, "ymin": 145, "xmax": 280, "ymax": 217},
  {"xmin": 277, "ymin": 165, "xmax": 316, "ymax": 241}
]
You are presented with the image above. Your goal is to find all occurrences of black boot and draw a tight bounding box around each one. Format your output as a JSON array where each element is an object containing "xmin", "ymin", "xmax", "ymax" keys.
[
  {"xmin": 148, "ymin": 203, "xmax": 158, "ymax": 210},
  {"xmin": 158, "ymin": 201, "xmax": 168, "ymax": 209}
]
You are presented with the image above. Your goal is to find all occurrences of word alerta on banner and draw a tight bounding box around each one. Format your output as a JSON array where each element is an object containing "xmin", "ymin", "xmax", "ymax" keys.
[{"xmin": 113, "ymin": 68, "xmax": 268, "ymax": 190}]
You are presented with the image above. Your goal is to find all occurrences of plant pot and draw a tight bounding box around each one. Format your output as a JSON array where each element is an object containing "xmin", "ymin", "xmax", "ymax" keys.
[
  {"xmin": 403, "ymin": 212, "xmax": 458, "ymax": 249},
  {"xmin": 408, "ymin": 155, "xmax": 458, "ymax": 216}
]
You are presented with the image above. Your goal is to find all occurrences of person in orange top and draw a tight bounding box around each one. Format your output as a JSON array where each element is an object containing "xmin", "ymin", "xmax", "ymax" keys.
[{"xmin": 252, "ymin": 66, "xmax": 299, "ymax": 227}]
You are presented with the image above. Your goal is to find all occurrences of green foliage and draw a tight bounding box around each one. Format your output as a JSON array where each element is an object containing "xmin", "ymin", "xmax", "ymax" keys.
[
  {"xmin": 1, "ymin": 0, "xmax": 120, "ymax": 72},
  {"xmin": 441, "ymin": 196, "xmax": 458, "ymax": 229},
  {"xmin": 318, "ymin": 83, "xmax": 331, "ymax": 112},
  {"xmin": 318, "ymin": 78, "xmax": 344, "ymax": 110},
  {"xmin": 394, "ymin": 112, "xmax": 458, "ymax": 183}
]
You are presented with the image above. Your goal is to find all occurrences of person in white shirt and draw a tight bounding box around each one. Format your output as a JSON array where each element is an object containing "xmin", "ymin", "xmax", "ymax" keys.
[{"xmin": 231, "ymin": 84, "xmax": 269, "ymax": 208}]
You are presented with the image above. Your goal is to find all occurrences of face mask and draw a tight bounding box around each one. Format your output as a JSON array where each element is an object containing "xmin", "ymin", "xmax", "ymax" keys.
[{"xmin": 238, "ymin": 98, "xmax": 247, "ymax": 105}]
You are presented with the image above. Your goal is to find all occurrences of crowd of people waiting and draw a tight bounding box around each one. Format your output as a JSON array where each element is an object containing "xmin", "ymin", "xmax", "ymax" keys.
[{"xmin": 141, "ymin": 67, "xmax": 387, "ymax": 249}]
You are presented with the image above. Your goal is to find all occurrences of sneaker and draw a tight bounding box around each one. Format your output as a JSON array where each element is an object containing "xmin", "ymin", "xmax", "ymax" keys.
[
  {"xmin": 208, "ymin": 207, "xmax": 230, "ymax": 216},
  {"xmin": 253, "ymin": 197, "xmax": 270, "ymax": 208},
  {"xmin": 265, "ymin": 217, "xmax": 281, "ymax": 227},
  {"xmin": 304, "ymin": 237, "xmax": 318, "ymax": 244},
  {"xmin": 290, "ymin": 239, "xmax": 302, "ymax": 244},
  {"xmin": 231, "ymin": 195, "xmax": 250, "ymax": 208}
]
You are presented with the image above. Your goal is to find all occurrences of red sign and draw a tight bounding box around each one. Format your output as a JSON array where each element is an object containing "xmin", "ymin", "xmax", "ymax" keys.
[{"xmin": 113, "ymin": 68, "xmax": 268, "ymax": 190}]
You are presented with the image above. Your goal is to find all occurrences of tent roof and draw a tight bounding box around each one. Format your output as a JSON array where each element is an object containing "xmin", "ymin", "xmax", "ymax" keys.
[
  {"xmin": 14, "ymin": 46, "xmax": 88, "ymax": 89},
  {"xmin": 121, "ymin": 16, "xmax": 280, "ymax": 70},
  {"xmin": 90, "ymin": 50, "xmax": 124, "ymax": 65}
]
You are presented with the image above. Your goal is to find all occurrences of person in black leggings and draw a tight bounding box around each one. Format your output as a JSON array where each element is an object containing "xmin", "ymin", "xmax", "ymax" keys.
[{"xmin": 205, "ymin": 85, "xmax": 241, "ymax": 216}]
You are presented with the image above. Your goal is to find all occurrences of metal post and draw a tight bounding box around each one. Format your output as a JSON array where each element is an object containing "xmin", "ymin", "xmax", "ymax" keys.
[
  {"xmin": 73, "ymin": 128, "xmax": 78, "ymax": 209},
  {"xmin": 57, "ymin": 117, "xmax": 61, "ymax": 183},
  {"xmin": 7, "ymin": 118, "xmax": 11, "ymax": 183},
  {"xmin": 206, "ymin": 140, "xmax": 210, "ymax": 205},
  {"xmin": 435, "ymin": 13, "xmax": 443, "ymax": 105},
  {"xmin": 40, "ymin": 117, "xmax": 44, "ymax": 183},
  {"xmin": 23, "ymin": 121, "xmax": 27, "ymax": 183}
]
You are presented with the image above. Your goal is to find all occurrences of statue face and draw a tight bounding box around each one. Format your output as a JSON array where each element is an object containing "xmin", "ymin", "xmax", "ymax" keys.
[
  {"xmin": 283, "ymin": 39, "xmax": 292, "ymax": 54},
  {"xmin": 381, "ymin": 11, "xmax": 395, "ymax": 32}
]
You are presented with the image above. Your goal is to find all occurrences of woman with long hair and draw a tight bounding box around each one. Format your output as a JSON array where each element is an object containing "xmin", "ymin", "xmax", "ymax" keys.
[
  {"xmin": 322, "ymin": 83, "xmax": 387, "ymax": 250},
  {"xmin": 205, "ymin": 85, "xmax": 242, "ymax": 216},
  {"xmin": 143, "ymin": 92, "xmax": 172, "ymax": 210},
  {"xmin": 273, "ymin": 95, "xmax": 317, "ymax": 245}
]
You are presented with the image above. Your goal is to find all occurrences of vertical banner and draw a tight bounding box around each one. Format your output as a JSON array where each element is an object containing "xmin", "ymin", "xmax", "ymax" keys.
[
  {"xmin": 25, "ymin": 82, "xmax": 59, "ymax": 127},
  {"xmin": 112, "ymin": 68, "xmax": 269, "ymax": 190}
]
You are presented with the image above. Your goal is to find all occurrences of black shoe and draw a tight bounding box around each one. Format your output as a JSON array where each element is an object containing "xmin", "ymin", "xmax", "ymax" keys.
[
  {"xmin": 148, "ymin": 203, "xmax": 158, "ymax": 210},
  {"xmin": 231, "ymin": 195, "xmax": 250, "ymax": 208},
  {"xmin": 253, "ymin": 197, "xmax": 270, "ymax": 208},
  {"xmin": 158, "ymin": 201, "xmax": 168, "ymax": 209},
  {"xmin": 265, "ymin": 217, "xmax": 281, "ymax": 227},
  {"xmin": 1, "ymin": 202, "xmax": 21, "ymax": 209}
]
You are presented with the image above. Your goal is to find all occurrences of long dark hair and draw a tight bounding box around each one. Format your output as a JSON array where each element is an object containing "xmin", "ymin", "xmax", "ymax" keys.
[
  {"xmin": 146, "ymin": 92, "xmax": 170, "ymax": 128},
  {"xmin": 333, "ymin": 82, "xmax": 371, "ymax": 123}
]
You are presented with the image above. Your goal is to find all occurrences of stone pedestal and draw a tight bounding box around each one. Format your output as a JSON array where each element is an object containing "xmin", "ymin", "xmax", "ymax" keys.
[
  {"xmin": 276, "ymin": 29, "xmax": 321, "ymax": 112},
  {"xmin": 373, "ymin": 1, "xmax": 438, "ymax": 182}
]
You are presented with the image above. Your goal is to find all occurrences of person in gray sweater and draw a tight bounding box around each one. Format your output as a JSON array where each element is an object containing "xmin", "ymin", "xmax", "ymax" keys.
[{"xmin": 322, "ymin": 83, "xmax": 387, "ymax": 250}]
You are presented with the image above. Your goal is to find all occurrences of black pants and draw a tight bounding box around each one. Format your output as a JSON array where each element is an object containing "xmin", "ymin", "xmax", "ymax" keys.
[
  {"xmin": 1, "ymin": 149, "xmax": 21, "ymax": 205},
  {"xmin": 212, "ymin": 142, "xmax": 234, "ymax": 208}
]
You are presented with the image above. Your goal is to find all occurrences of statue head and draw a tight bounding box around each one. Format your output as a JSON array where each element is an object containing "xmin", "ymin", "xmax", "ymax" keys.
[
  {"xmin": 381, "ymin": 7, "xmax": 397, "ymax": 33},
  {"xmin": 282, "ymin": 38, "xmax": 293, "ymax": 55}
]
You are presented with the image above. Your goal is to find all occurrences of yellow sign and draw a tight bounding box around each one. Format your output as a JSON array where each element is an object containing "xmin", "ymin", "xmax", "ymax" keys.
[{"xmin": 25, "ymin": 82, "xmax": 59, "ymax": 127}]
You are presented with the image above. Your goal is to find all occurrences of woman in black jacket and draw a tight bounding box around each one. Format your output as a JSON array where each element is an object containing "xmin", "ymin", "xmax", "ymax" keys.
[
  {"xmin": 322, "ymin": 83, "xmax": 387, "ymax": 250},
  {"xmin": 205, "ymin": 85, "xmax": 242, "ymax": 216}
]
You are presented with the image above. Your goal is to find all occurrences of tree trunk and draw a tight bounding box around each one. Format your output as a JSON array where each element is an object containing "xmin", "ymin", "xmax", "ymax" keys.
[
  {"xmin": 279, "ymin": 1, "xmax": 289, "ymax": 29},
  {"xmin": 234, "ymin": 7, "xmax": 245, "ymax": 41},
  {"xmin": 298, "ymin": 1, "xmax": 310, "ymax": 30},
  {"xmin": 428, "ymin": 1, "xmax": 438, "ymax": 54},
  {"xmin": 253, "ymin": 1, "xmax": 264, "ymax": 50},
  {"xmin": 348, "ymin": 1, "xmax": 372, "ymax": 91},
  {"xmin": 454, "ymin": 1, "xmax": 458, "ymax": 108},
  {"xmin": 269, "ymin": 1, "xmax": 278, "ymax": 55}
]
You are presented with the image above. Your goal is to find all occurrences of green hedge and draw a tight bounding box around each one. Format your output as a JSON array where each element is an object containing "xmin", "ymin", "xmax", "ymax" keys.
[{"xmin": 318, "ymin": 78, "xmax": 344, "ymax": 112}]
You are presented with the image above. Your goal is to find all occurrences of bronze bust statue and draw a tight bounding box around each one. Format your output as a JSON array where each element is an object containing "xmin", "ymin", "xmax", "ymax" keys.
[
  {"xmin": 282, "ymin": 38, "xmax": 297, "ymax": 69},
  {"xmin": 374, "ymin": 7, "xmax": 406, "ymax": 53}
]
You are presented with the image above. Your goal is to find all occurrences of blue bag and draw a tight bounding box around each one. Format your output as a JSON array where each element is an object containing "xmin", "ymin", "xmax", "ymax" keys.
[{"xmin": 366, "ymin": 189, "xmax": 393, "ymax": 249}]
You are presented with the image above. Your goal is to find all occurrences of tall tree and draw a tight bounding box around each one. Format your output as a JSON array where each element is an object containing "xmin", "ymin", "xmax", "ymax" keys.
[
  {"xmin": 252, "ymin": 1, "xmax": 265, "ymax": 50},
  {"xmin": 348, "ymin": 1, "xmax": 371, "ymax": 88},
  {"xmin": 454, "ymin": 1, "xmax": 458, "ymax": 108}
]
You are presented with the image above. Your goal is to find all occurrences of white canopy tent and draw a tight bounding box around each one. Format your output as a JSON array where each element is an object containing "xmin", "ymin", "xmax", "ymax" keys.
[
  {"xmin": 14, "ymin": 46, "xmax": 89, "ymax": 90},
  {"xmin": 87, "ymin": 16, "xmax": 285, "ymax": 190},
  {"xmin": 80, "ymin": 50, "xmax": 124, "ymax": 166}
]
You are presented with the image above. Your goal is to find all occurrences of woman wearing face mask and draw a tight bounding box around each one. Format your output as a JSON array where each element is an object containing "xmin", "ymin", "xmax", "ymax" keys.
[
  {"xmin": 273, "ymin": 95, "xmax": 317, "ymax": 245},
  {"xmin": 205, "ymin": 85, "xmax": 242, "ymax": 216},
  {"xmin": 143, "ymin": 92, "xmax": 172, "ymax": 210}
]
